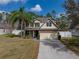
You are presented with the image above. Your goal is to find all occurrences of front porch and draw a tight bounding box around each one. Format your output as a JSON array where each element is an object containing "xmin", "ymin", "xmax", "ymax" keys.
[{"xmin": 26, "ymin": 30, "xmax": 40, "ymax": 40}]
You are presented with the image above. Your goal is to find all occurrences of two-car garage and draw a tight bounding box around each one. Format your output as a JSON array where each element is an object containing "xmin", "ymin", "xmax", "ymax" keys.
[{"xmin": 39, "ymin": 30, "xmax": 57, "ymax": 40}]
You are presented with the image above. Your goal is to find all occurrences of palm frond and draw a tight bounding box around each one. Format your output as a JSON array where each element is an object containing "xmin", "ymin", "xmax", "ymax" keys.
[{"xmin": 8, "ymin": 11, "xmax": 19, "ymax": 23}]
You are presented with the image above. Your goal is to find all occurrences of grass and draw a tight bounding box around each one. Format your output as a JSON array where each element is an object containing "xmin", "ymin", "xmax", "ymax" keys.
[
  {"xmin": 61, "ymin": 36, "xmax": 79, "ymax": 55},
  {"xmin": 0, "ymin": 34, "xmax": 19, "ymax": 38},
  {"xmin": 0, "ymin": 37, "xmax": 39, "ymax": 59}
]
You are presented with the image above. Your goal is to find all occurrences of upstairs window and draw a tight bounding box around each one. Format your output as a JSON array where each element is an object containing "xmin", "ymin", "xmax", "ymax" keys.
[
  {"xmin": 47, "ymin": 21, "xmax": 52, "ymax": 27},
  {"xmin": 35, "ymin": 23, "xmax": 40, "ymax": 27},
  {"xmin": 30, "ymin": 23, "xmax": 33, "ymax": 27}
]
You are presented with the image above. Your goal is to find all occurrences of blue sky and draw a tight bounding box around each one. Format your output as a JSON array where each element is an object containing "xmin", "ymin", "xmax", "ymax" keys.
[{"xmin": 0, "ymin": 0, "xmax": 65, "ymax": 15}]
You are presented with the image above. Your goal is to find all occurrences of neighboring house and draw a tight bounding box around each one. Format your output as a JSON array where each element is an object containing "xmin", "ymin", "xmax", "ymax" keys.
[
  {"xmin": 25, "ymin": 17, "xmax": 58, "ymax": 40},
  {"xmin": 0, "ymin": 11, "xmax": 11, "ymax": 35},
  {"xmin": 0, "ymin": 22, "xmax": 12, "ymax": 35}
]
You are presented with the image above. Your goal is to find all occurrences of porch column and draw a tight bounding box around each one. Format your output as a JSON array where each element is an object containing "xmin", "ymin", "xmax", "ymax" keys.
[
  {"xmin": 33, "ymin": 31, "xmax": 35, "ymax": 38},
  {"xmin": 29, "ymin": 23, "xmax": 30, "ymax": 27}
]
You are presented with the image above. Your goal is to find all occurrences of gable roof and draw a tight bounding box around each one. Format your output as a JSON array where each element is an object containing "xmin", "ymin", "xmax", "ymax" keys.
[
  {"xmin": 34, "ymin": 17, "xmax": 58, "ymax": 28},
  {"xmin": 36, "ymin": 17, "xmax": 51, "ymax": 23},
  {"xmin": 25, "ymin": 17, "xmax": 58, "ymax": 30}
]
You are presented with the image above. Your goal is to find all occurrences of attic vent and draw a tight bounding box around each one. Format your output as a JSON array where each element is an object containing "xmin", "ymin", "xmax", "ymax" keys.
[
  {"xmin": 48, "ymin": 19, "xmax": 50, "ymax": 20},
  {"xmin": 47, "ymin": 21, "xmax": 52, "ymax": 27}
]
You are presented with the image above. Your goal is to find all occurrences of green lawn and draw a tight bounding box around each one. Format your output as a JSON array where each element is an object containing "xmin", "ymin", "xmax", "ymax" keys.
[
  {"xmin": 0, "ymin": 37, "xmax": 39, "ymax": 59},
  {"xmin": 61, "ymin": 36, "xmax": 79, "ymax": 55}
]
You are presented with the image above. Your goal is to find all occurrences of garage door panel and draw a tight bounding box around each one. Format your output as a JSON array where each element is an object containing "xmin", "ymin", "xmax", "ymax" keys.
[
  {"xmin": 40, "ymin": 33, "xmax": 53, "ymax": 40},
  {"xmin": 39, "ymin": 30, "xmax": 57, "ymax": 40}
]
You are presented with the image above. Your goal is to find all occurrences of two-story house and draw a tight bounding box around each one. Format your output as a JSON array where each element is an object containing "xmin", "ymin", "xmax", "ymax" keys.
[{"xmin": 25, "ymin": 17, "xmax": 58, "ymax": 40}]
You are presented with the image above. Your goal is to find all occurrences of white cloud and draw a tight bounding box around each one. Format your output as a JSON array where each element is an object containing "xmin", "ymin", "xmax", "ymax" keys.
[
  {"xmin": 30, "ymin": 4, "xmax": 42, "ymax": 12},
  {"xmin": 0, "ymin": 0, "xmax": 19, "ymax": 4}
]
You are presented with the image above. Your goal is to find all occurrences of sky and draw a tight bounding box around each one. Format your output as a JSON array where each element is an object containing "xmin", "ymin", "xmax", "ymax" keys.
[{"xmin": 0, "ymin": 0, "xmax": 65, "ymax": 15}]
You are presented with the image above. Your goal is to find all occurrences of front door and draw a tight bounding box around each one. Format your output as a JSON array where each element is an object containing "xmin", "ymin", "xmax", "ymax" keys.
[{"xmin": 34, "ymin": 30, "xmax": 39, "ymax": 39}]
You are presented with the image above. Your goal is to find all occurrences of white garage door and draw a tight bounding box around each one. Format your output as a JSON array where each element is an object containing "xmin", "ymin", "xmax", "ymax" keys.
[
  {"xmin": 40, "ymin": 31, "xmax": 55, "ymax": 40},
  {"xmin": 40, "ymin": 32, "xmax": 53, "ymax": 40}
]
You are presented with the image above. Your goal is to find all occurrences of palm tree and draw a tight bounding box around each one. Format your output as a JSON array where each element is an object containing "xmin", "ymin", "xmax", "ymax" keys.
[{"xmin": 8, "ymin": 7, "xmax": 33, "ymax": 38}]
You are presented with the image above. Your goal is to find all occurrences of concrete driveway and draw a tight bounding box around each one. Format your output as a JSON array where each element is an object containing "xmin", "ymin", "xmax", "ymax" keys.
[{"xmin": 37, "ymin": 38, "xmax": 79, "ymax": 59}]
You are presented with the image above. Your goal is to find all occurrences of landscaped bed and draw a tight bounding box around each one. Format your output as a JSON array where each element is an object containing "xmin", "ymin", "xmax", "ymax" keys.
[
  {"xmin": 60, "ymin": 36, "xmax": 79, "ymax": 55},
  {"xmin": 0, "ymin": 37, "xmax": 39, "ymax": 59}
]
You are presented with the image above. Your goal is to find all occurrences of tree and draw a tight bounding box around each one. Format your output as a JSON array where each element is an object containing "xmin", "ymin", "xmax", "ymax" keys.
[
  {"xmin": 51, "ymin": 10, "xmax": 57, "ymax": 18},
  {"xmin": 46, "ymin": 10, "xmax": 57, "ymax": 19},
  {"xmin": 58, "ymin": 14, "xmax": 69, "ymax": 30},
  {"xmin": 64, "ymin": 0, "xmax": 79, "ymax": 29},
  {"xmin": 28, "ymin": 12, "xmax": 39, "ymax": 18},
  {"xmin": 0, "ymin": 13, "xmax": 2, "ymax": 22},
  {"xmin": 8, "ymin": 7, "xmax": 33, "ymax": 38},
  {"xmin": 46, "ymin": 13, "xmax": 52, "ymax": 17}
]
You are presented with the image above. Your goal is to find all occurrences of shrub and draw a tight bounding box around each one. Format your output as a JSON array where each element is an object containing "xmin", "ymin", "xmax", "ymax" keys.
[{"xmin": 61, "ymin": 36, "xmax": 79, "ymax": 46}]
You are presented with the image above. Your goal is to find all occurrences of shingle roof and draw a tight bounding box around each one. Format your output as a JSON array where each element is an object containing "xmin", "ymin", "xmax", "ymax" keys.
[{"xmin": 36, "ymin": 17, "xmax": 52, "ymax": 23}]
